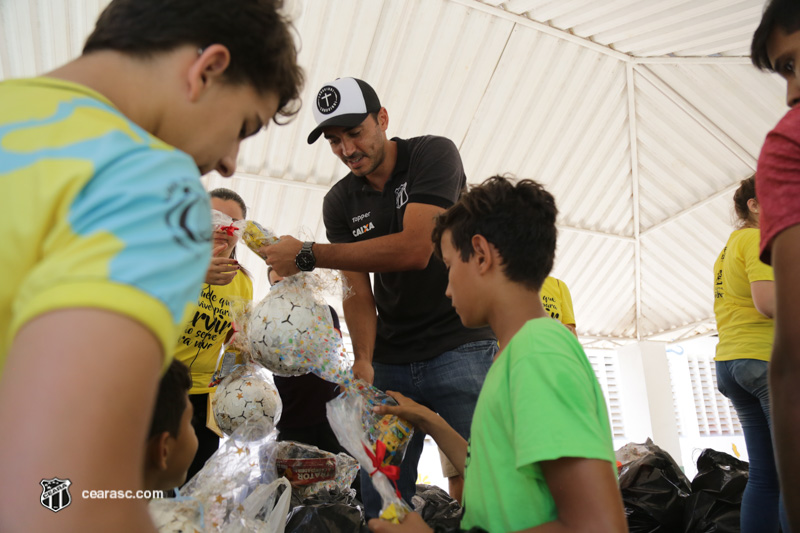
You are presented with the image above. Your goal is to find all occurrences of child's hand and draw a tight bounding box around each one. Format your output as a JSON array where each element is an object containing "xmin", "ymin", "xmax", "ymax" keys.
[
  {"xmin": 368, "ymin": 512, "xmax": 433, "ymax": 533},
  {"xmin": 374, "ymin": 391, "xmax": 435, "ymax": 433},
  {"xmin": 205, "ymin": 244, "xmax": 239, "ymax": 285}
]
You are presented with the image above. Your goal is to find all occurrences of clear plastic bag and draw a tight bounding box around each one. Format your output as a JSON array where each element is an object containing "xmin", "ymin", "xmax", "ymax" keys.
[
  {"xmin": 274, "ymin": 440, "xmax": 360, "ymax": 500},
  {"xmin": 246, "ymin": 275, "xmax": 352, "ymax": 385},
  {"xmin": 212, "ymin": 361, "xmax": 282, "ymax": 439},
  {"xmin": 326, "ymin": 380, "xmax": 414, "ymax": 523},
  {"xmin": 151, "ymin": 418, "xmax": 291, "ymax": 532}
]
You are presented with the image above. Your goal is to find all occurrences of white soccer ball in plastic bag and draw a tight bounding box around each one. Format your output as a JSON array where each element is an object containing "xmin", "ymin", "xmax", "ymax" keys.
[
  {"xmin": 213, "ymin": 369, "xmax": 282, "ymax": 438},
  {"xmin": 246, "ymin": 285, "xmax": 331, "ymax": 376}
]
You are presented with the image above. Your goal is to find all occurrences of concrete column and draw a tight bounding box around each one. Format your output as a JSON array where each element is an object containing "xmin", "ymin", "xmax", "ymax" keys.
[{"xmin": 617, "ymin": 341, "xmax": 683, "ymax": 467}]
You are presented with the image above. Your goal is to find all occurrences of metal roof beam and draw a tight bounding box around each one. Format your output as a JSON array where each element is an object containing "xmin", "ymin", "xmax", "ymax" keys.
[
  {"xmin": 635, "ymin": 65, "xmax": 757, "ymax": 169},
  {"xmin": 556, "ymin": 224, "xmax": 635, "ymax": 242},
  {"xmin": 626, "ymin": 63, "xmax": 643, "ymax": 342},
  {"xmin": 634, "ymin": 56, "xmax": 752, "ymax": 65},
  {"xmin": 641, "ymin": 317, "xmax": 716, "ymax": 341},
  {"xmin": 448, "ymin": 0, "xmax": 633, "ymax": 62},
  {"xmin": 640, "ymin": 182, "xmax": 740, "ymax": 237},
  {"xmin": 221, "ymin": 171, "xmax": 332, "ymax": 192}
]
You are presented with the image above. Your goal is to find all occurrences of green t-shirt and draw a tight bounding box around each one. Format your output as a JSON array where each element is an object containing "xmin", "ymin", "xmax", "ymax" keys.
[{"xmin": 460, "ymin": 318, "xmax": 616, "ymax": 531}]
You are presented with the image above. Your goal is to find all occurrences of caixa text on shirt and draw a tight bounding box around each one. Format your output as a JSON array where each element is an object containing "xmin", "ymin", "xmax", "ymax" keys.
[{"xmin": 353, "ymin": 222, "xmax": 375, "ymax": 237}]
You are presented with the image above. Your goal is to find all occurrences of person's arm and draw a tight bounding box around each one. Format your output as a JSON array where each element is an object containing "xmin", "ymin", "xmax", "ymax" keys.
[
  {"xmin": 368, "ymin": 458, "xmax": 624, "ymax": 533},
  {"xmin": 751, "ymin": 280, "xmax": 775, "ymax": 318},
  {"xmin": 374, "ymin": 391, "xmax": 468, "ymax": 475},
  {"xmin": 769, "ymin": 224, "xmax": 800, "ymax": 530},
  {"xmin": 520, "ymin": 458, "xmax": 626, "ymax": 532},
  {"xmin": 342, "ymin": 270, "xmax": 378, "ymax": 384},
  {"xmin": 263, "ymin": 202, "xmax": 444, "ymax": 276},
  {"xmin": 0, "ymin": 309, "xmax": 162, "ymax": 533}
]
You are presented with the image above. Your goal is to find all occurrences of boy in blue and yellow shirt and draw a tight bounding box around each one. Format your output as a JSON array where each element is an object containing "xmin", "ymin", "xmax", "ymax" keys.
[
  {"xmin": 0, "ymin": 1, "xmax": 303, "ymax": 531},
  {"xmin": 369, "ymin": 177, "xmax": 626, "ymax": 533}
]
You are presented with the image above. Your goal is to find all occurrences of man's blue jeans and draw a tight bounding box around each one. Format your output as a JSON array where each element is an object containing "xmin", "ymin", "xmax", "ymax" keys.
[
  {"xmin": 361, "ymin": 339, "xmax": 497, "ymax": 519},
  {"xmin": 716, "ymin": 359, "xmax": 790, "ymax": 533}
]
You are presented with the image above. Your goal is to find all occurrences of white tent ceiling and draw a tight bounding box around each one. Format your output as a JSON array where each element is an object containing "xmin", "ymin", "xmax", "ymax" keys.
[{"xmin": 1, "ymin": 0, "xmax": 789, "ymax": 348}]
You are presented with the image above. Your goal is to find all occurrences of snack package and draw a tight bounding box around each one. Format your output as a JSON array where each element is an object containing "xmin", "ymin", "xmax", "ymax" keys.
[
  {"xmin": 179, "ymin": 417, "xmax": 289, "ymax": 532},
  {"xmin": 326, "ymin": 380, "xmax": 414, "ymax": 523},
  {"xmin": 241, "ymin": 220, "xmax": 279, "ymax": 251},
  {"xmin": 274, "ymin": 441, "xmax": 359, "ymax": 500},
  {"xmin": 246, "ymin": 275, "xmax": 352, "ymax": 384},
  {"xmin": 212, "ymin": 362, "xmax": 282, "ymax": 439}
]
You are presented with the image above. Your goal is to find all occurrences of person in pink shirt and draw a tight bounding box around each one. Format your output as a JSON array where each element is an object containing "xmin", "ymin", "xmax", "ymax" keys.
[{"xmin": 751, "ymin": 1, "xmax": 800, "ymax": 529}]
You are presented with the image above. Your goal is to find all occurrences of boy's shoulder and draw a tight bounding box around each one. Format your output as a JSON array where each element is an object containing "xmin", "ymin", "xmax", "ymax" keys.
[
  {"xmin": 510, "ymin": 318, "xmax": 579, "ymax": 353},
  {"xmin": 1, "ymin": 77, "xmax": 184, "ymax": 157}
]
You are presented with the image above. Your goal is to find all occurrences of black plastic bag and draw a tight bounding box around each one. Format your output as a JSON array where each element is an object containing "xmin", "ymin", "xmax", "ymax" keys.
[
  {"xmin": 285, "ymin": 502, "xmax": 369, "ymax": 533},
  {"xmin": 412, "ymin": 484, "xmax": 463, "ymax": 530},
  {"xmin": 683, "ymin": 448, "xmax": 748, "ymax": 533},
  {"xmin": 619, "ymin": 442, "xmax": 692, "ymax": 532}
]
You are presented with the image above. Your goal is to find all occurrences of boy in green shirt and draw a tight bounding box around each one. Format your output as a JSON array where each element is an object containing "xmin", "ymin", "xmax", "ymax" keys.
[{"xmin": 368, "ymin": 177, "xmax": 626, "ymax": 532}]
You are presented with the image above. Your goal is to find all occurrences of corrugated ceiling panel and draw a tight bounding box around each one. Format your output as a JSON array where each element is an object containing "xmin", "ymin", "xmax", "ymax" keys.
[
  {"xmin": 481, "ymin": 0, "xmax": 762, "ymax": 58},
  {"xmin": 634, "ymin": 68, "xmax": 754, "ymax": 230},
  {"xmin": 239, "ymin": 0, "xmax": 515, "ymax": 187},
  {"xmin": 459, "ymin": 29, "xmax": 633, "ymax": 235},
  {"xmin": 0, "ymin": 0, "xmax": 109, "ymax": 79},
  {"xmin": 2, "ymin": 0, "xmax": 791, "ymax": 343},
  {"xmin": 645, "ymin": 64, "xmax": 787, "ymax": 157},
  {"xmin": 638, "ymin": 194, "xmax": 732, "ymax": 337},
  {"xmin": 553, "ymin": 232, "xmax": 636, "ymax": 339}
]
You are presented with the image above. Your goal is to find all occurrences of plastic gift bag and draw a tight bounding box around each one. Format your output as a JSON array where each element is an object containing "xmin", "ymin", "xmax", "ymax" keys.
[
  {"xmin": 246, "ymin": 272, "xmax": 353, "ymax": 386},
  {"xmin": 285, "ymin": 503, "xmax": 369, "ymax": 533},
  {"xmin": 327, "ymin": 380, "xmax": 414, "ymax": 523},
  {"xmin": 412, "ymin": 484, "xmax": 463, "ymax": 530},
  {"xmin": 618, "ymin": 440, "xmax": 691, "ymax": 533},
  {"xmin": 149, "ymin": 497, "xmax": 205, "ymax": 533},
  {"xmin": 241, "ymin": 220, "xmax": 279, "ymax": 251},
  {"xmin": 212, "ymin": 361, "xmax": 282, "ymax": 439},
  {"xmin": 212, "ymin": 209, "xmax": 245, "ymax": 241},
  {"xmin": 274, "ymin": 440, "xmax": 359, "ymax": 500},
  {"xmin": 179, "ymin": 417, "xmax": 289, "ymax": 532},
  {"xmin": 682, "ymin": 449, "xmax": 748, "ymax": 533}
]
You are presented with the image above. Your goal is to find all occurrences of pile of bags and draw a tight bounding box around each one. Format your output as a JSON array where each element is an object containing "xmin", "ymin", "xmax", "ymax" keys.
[{"xmin": 617, "ymin": 439, "xmax": 749, "ymax": 533}]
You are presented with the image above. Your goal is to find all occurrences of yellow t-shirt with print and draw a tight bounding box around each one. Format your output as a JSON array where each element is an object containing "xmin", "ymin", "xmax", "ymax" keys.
[
  {"xmin": 0, "ymin": 77, "xmax": 211, "ymax": 375},
  {"xmin": 175, "ymin": 270, "xmax": 253, "ymax": 394},
  {"xmin": 713, "ymin": 228, "xmax": 774, "ymax": 362},
  {"xmin": 540, "ymin": 276, "xmax": 576, "ymax": 327}
]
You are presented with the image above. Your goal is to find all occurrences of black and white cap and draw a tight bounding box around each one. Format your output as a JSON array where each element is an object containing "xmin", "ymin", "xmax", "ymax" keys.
[{"xmin": 307, "ymin": 77, "xmax": 381, "ymax": 144}]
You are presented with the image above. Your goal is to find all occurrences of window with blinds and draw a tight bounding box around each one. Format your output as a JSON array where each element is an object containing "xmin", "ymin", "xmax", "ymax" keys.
[
  {"xmin": 585, "ymin": 349, "xmax": 626, "ymax": 438},
  {"xmin": 684, "ymin": 354, "xmax": 742, "ymax": 436}
]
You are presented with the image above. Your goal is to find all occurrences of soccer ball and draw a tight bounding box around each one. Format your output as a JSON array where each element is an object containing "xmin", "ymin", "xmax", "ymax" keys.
[
  {"xmin": 213, "ymin": 367, "xmax": 282, "ymax": 439},
  {"xmin": 246, "ymin": 285, "xmax": 331, "ymax": 376}
]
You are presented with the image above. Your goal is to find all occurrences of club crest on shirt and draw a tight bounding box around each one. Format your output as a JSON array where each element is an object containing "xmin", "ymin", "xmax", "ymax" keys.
[{"xmin": 395, "ymin": 182, "xmax": 409, "ymax": 209}]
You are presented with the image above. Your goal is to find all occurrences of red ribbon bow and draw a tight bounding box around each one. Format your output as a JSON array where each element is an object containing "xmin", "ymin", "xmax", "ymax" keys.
[
  {"xmin": 218, "ymin": 224, "xmax": 238, "ymax": 236},
  {"xmin": 363, "ymin": 440, "xmax": 402, "ymax": 498}
]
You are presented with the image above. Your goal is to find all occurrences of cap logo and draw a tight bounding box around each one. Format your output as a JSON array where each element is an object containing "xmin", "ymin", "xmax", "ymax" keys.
[{"xmin": 316, "ymin": 85, "xmax": 341, "ymax": 115}]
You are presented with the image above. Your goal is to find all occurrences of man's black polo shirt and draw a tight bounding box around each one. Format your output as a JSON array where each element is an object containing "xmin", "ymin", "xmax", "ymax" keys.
[{"xmin": 322, "ymin": 135, "xmax": 495, "ymax": 365}]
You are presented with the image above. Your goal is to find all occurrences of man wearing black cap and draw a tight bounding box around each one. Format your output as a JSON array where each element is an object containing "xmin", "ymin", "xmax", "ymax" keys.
[{"xmin": 262, "ymin": 77, "xmax": 497, "ymax": 517}]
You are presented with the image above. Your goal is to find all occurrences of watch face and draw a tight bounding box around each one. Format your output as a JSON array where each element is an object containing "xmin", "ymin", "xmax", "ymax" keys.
[{"xmin": 296, "ymin": 252, "xmax": 315, "ymax": 272}]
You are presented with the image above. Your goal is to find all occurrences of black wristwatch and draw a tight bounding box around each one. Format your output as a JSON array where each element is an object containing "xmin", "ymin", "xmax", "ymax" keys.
[{"xmin": 295, "ymin": 241, "xmax": 316, "ymax": 272}]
